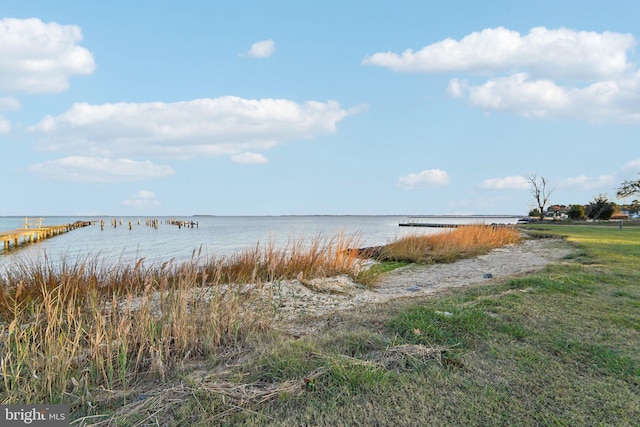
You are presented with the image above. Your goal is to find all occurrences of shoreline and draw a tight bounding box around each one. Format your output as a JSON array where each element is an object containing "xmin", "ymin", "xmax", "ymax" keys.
[{"xmin": 263, "ymin": 236, "xmax": 573, "ymax": 334}]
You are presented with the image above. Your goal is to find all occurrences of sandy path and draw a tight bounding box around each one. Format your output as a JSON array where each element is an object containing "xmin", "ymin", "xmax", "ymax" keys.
[
  {"xmin": 367, "ymin": 237, "xmax": 571, "ymax": 301},
  {"xmin": 268, "ymin": 237, "xmax": 573, "ymax": 326}
]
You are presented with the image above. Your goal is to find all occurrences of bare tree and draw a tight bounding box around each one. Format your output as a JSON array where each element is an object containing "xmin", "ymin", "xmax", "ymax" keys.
[
  {"xmin": 528, "ymin": 173, "xmax": 554, "ymax": 221},
  {"xmin": 617, "ymin": 173, "xmax": 640, "ymax": 199}
]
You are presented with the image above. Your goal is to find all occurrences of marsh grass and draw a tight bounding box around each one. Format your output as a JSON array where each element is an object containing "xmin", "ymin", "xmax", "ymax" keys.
[
  {"xmin": 0, "ymin": 257, "xmax": 258, "ymax": 406},
  {"xmin": 0, "ymin": 233, "xmax": 363, "ymax": 406},
  {"xmin": 376, "ymin": 224, "xmax": 521, "ymax": 263},
  {"xmin": 202, "ymin": 233, "xmax": 363, "ymax": 284}
]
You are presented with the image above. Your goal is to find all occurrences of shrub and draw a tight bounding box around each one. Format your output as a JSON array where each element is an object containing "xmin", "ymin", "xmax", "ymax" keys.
[
  {"xmin": 567, "ymin": 204, "xmax": 587, "ymax": 221},
  {"xmin": 587, "ymin": 195, "xmax": 615, "ymax": 221}
]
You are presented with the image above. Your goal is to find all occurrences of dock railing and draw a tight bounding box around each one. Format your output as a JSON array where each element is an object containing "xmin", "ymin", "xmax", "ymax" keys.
[{"xmin": 23, "ymin": 217, "xmax": 44, "ymax": 229}]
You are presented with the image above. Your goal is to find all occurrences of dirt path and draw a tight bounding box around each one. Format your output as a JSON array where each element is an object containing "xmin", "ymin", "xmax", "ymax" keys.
[
  {"xmin": 368, "ymin": 237, "xmax": 571, "ymax": 301},
  {"xmin": 268, "ymin": 237, "xmax": 573, "ymax": 327}
]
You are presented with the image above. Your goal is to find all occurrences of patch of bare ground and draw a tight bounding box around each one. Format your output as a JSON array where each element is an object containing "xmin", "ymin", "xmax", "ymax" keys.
[{"xmin": 264, "ymin": 237, "xmax": 573, "ymax": 335}]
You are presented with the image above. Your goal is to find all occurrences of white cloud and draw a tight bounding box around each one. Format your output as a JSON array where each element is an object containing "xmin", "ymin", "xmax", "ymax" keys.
[
  {"xmin": 398, "ymin": 169, "xmax": 450, "ymax": 189},
  {"xmin": 0, "ymin": 97, "xmax": 21, "ymax": 111},
  {"xmin": 447, "ymin": 79, "xmax": 468, "ymax": 98},
  {"xmin": 121, "ymin": 190, "xmax": 160, "ymax": 210},
  {"xmin": 365, "ymin": 26, "xmax": 640, "ymax": 123},
  {"xmin": 28, "ymin": 156, "xmax": 175, "ymax": 182},
  {"xmin": 29, "ymin": 97, "xmax": 354, "ymax": 159},
  {"xmin": 0, "ymin": 98, "xmax": 22, "ymax": 134},
  {"xmin": 561, "ymin": 174, "xmax": 616, "ymax": 190},
  {"xmin": 0, "ymin": 116, "xmax": 10, "ymax": 134},
  {"xmin": 231, "ymin": 151, "xmax": 269, "ymax": 164},
  {"xmin": 460, "ymin": 72, "xmax": 640, "ymax": 123},
  {"xmin": 363, "ymin": 27, "xmax": 634, "ymax": 80},
  {"xmin": 622, "ymin": 158, "xmax": 640, "ymax": 171},
  {"xmin": 243, "ymin": 39, "xmax": 276, "ymax": 58},
  {"xmin": 478, "ymin": 175, "xmax": 529, "ymax": 190},
  {"xmin": 465, "ymin": 74, "xmax": 569, "ymax": 117},
  {"xmin": 0, "ymin": 18, "xmax": 95, "ymax": 93}
]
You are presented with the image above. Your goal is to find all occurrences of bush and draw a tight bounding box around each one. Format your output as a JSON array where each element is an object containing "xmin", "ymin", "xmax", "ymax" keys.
[
  {"xmin": 587, "ymin": 195, "xmax": 615, "ymax": 221},
  {"xmin": 567, "ymin": 204, "xmax": 586, "ymax": 221}
]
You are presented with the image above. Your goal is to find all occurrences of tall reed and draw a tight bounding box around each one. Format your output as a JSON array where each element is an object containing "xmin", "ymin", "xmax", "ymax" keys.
[
  {"xmin": 0, "ymin": 232, "xmax": 363, "ymax": 405},
  {"xmin": 201, "ymin": 232, "xmax": 363, "ymax": 284},
  {"xmin": 378, "ymin": 225, "xmax": 521, "ymax": 263}
]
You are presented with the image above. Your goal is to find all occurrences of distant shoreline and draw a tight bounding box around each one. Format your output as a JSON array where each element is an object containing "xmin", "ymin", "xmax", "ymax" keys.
[{"xmin": 1, "ymin": 214, "xmax": 524, "ymax": 219}]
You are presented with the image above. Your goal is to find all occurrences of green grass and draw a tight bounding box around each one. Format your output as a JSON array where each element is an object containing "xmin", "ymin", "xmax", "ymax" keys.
[
  {"xmin": 387, "ymin": 305, "xmax": 491, "ymax": 350},
  {"xmin": 57, "ymin": 224, "xmax": 640, "ymax": 424},
  {"xmin": 355, "ymin": 260, "xmax": 409, "ymax": 286}
]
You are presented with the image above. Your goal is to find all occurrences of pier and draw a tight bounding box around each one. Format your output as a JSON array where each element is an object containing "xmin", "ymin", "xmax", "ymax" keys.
[
  {"xmin": 399, "ymin": 222, "xmax": 461, "ymax": 228},
  {"xmin": 399, "ymin": 215, "xmax": 523, "ymax": 228},
  {"xmin": 0, "ymin": 218, "xmax": 92, "ymax": 252},
  {"xmin": 1, "ymin": 216, "xmax": 199, "ymax": 253}
]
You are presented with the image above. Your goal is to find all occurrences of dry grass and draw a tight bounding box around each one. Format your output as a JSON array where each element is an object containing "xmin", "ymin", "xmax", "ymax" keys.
[
  {"xmin": 202, "ymin": 233, "xmax": 363, "ymax": 284},
  {"xmin": 77, "ymin": 376, "xmax": 306, "ymax": 426},
  {"xmin": 0, "ymin": 227, "xmax": 520, "ymax": 415},
  {"xmin": 376, "ymin": 225, "xmax": 521, "ymax": 263},
  {"xmin": 0, "ymin": 258, "xmax": 260, "ymax": 406},
  {"xmin": 0, "ymin": 233, "xmax": 364, "ymax": 406}
]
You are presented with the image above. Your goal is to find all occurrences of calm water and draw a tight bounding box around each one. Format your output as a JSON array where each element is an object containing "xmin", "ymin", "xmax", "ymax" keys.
[{"xmin": 0, "ymin": 215, "xmax": 519, "ymax": 271}]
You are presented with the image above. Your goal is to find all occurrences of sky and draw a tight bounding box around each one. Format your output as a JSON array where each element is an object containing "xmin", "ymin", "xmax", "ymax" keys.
[{"xmin": 1, "ymin": 1, "xmax": 639, "ymax": 216}]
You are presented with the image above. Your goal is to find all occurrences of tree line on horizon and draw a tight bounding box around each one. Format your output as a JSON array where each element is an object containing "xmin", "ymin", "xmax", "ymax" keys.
[{"xmin": 527, "ymin": 173, "xmax": 640, "ymax": 222}]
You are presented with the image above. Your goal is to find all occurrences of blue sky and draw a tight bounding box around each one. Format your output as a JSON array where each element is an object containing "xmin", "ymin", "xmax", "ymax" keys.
[{"xmin": 1, "ymin": 1, "xmax": 639, "ymax": 216}]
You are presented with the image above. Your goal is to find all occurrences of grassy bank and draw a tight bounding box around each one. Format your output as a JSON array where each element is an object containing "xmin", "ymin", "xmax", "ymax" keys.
[
  {"xmin": 4, "ymin": 224, "xmax": 638, "ymax": 425},
  {"xmin": 98, "ymin": 223, "xmax": 636, "ymax": 426},
  {"xmin": 252, "ymin": 223, "xmax": 636, "ymax": 426}
]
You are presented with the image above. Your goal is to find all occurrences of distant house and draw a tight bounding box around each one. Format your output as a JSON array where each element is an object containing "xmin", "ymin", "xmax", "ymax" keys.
[
  {"xmin": 619, "ymin": 208, "xmax": 640, "ymax": 219},
  {"xmin": 610, "ymin": 213, "xmax": 630, "ymax": 220},
  {"xmin": 546, "ymin": 205, "xmax": 568, "ymax": 220}
]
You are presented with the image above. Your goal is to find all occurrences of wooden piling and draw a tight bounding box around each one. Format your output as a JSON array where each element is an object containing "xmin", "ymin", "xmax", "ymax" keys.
[{"xmin": 1, "ymin": 219, "xmax": 93, "ymax": 253}]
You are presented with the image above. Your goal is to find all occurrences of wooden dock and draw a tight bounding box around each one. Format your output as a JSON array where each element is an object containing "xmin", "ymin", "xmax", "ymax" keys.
[
  {"xmin": 0, "ymin": 219, "xmax": 92, "ymax": 252},
  {"xmin": 399, "ymin": 215, "xmax": 523, "ymax": 228},
  {"xmin": 399, "ymin": 222, "xmax": 461, "ymax": 228}
]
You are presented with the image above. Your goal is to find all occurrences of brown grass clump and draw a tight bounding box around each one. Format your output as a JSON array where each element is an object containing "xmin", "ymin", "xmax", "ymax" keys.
[
  {"xmin": 80, "ymin": 376, "xmax": 306, "ymax": 426},
  {"xmin": 0, "ymin": 258, "xmax": 261, "ymax": 406},
  {"xmin": 202, "ymin": 232, "xmax": 363, "ymax": 284},
  {"xmin": 378, "ymin": 224, "xmax": 521, "ymax": 263}
]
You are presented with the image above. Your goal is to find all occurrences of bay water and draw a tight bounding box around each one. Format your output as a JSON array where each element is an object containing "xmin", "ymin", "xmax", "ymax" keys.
[{"xmin": 0, "ymin": 215, "xmax": 519, "ymax": 271}]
